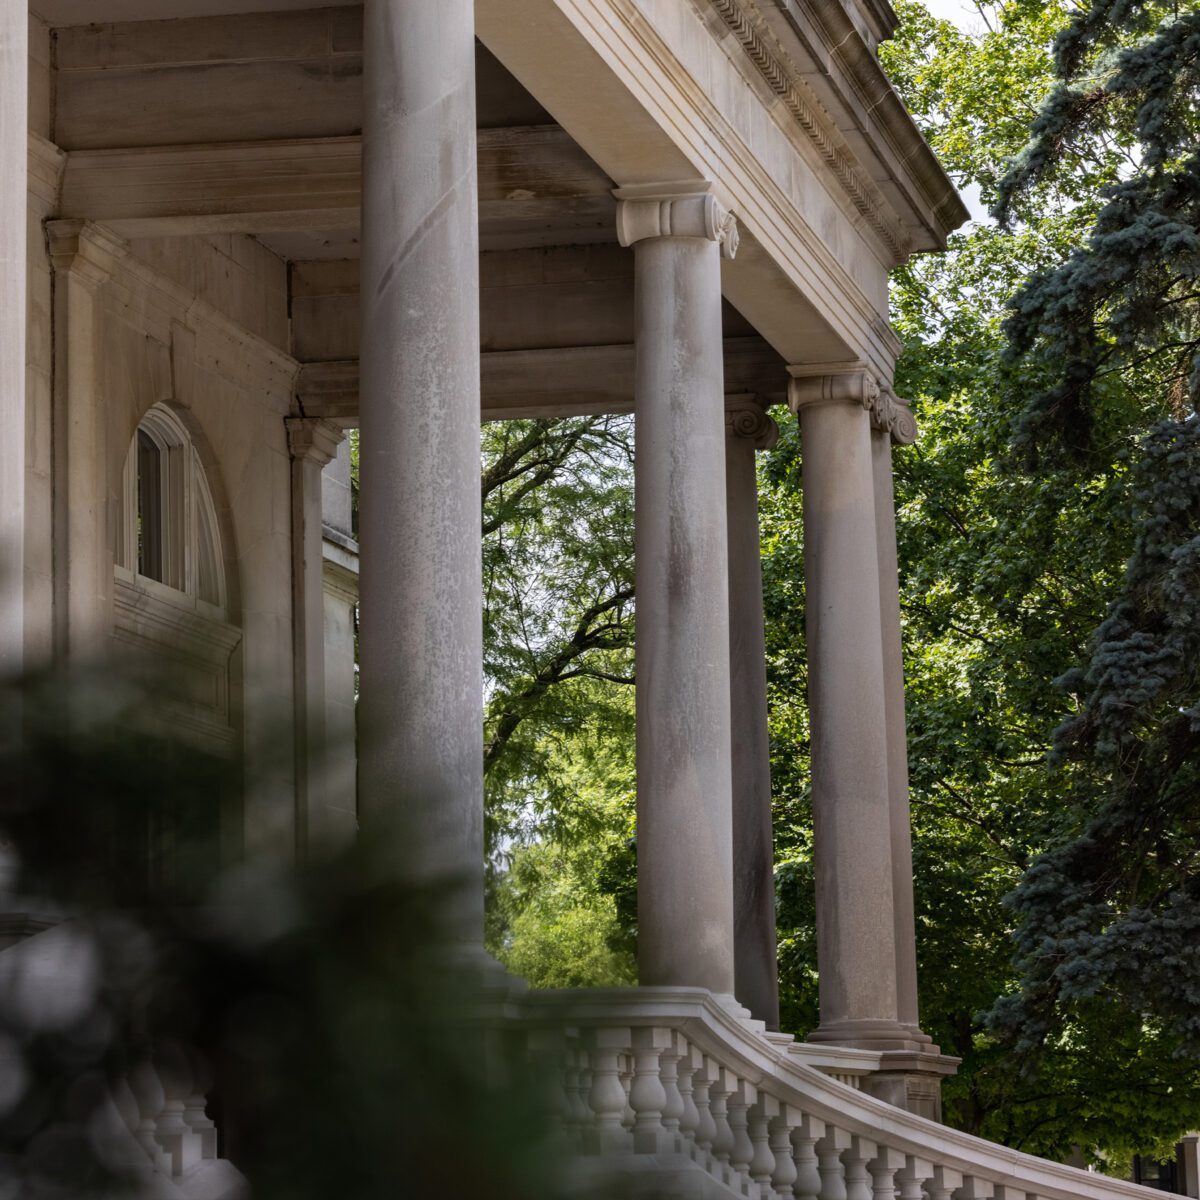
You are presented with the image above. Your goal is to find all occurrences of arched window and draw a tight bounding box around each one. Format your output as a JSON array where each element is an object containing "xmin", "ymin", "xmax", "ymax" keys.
[{"xmin": 117, "ymin": 405, "xmax": 227, "ymax": 611}]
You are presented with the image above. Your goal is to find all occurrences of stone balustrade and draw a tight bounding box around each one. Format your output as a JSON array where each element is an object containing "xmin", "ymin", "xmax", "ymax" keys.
[{"xmin": 507, "ymin": 987, "xmax": 1164, "ymax": 1200}]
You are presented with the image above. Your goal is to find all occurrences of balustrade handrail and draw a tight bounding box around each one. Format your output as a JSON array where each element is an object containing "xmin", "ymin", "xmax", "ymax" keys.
[{"xmin": 511, "ymin": 985, "xmax": 1165, "ymax": 1200}]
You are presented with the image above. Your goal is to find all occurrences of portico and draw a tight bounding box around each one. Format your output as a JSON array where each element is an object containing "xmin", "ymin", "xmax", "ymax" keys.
[{"xmin": 7, "ymin": 0, "xmax": 964, "ymax": 1144}]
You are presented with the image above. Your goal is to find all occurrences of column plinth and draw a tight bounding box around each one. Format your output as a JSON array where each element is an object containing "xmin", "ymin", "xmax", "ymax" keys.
[
  {"xmin": 618, "ymin": 183, "xmax": 737, "ymax": 996},
  {"xmin": 725, "ymin": 396, "xmax": 780, "ymax": 1029},
  {"xmin": 358, "ymin": 0, "xmax": 485, "ymax": 945}
]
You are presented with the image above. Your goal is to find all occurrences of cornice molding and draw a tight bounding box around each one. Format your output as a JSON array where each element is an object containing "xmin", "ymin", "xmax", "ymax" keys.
[
  {"xmin": 615, "ymin": 183, "xmax": 740, "ymax": 259},
  {"xmin": 706, "ymin": 0, "xmax": 911, "ymax": 261},
  {"xmin": 725, "ymin": 395, "xmax": 779, "ymax": 449},
  {"xmin": 28, "ymin": 133, "xmax": 65, "ymax": 210},
  {"xmin": 765, "ymin": 0, "xmax": 969, "ymax": 240},
  {"xmin": 788, "ymin": 363, "xmax": 916, "ymax": 445}
]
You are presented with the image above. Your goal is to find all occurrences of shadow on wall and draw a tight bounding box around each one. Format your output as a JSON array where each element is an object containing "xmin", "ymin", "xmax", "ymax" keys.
[{"xmin": 0, "ymin": 663, "xmax": 579, "ymax": 1200}]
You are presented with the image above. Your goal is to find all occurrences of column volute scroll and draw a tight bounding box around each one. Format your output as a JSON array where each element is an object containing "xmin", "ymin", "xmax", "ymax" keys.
[{"xmin": 788, "ymin": 363, "xmax": 917, "ymax": 446}]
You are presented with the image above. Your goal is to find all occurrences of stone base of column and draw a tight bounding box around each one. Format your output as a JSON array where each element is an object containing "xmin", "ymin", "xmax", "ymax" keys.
[
  {"xmin": 860, "ymin": 1050, "xmax": 961, "ymax": 1121},
  {"xmin": 808, "ymin": 1020, "xmax": 959, "ymax": 1120}
]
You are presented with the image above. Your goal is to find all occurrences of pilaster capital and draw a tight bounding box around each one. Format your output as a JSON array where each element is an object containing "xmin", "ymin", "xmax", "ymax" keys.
[
  {"xmin": 725, "ymin": 395, "xmax": 779, "ymax": 450},
  {"xmin": 787, "ymin": 364, "xmax": 917, "ymax": 446},
  {"xmin": 45, "ymin": 219, "xmax": 123, "ymax": 292},
  {"xmin": 286, "ymin": 416, "xmax": 345, "ymax": 467},
  {"xmin": 614, "ymin": 182, "xmax": 739, "ymax": 259}
]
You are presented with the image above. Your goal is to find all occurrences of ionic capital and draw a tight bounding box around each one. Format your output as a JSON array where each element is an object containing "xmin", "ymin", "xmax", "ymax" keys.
[
  {"xmin": 787, "ymin": 364, "xmax": 917, "ymax": 446},
  {"xmin": 286, "ymin": 416, "xmax": 345, "ymax": 466},
  {"xmin": 725, "ymin": 395, "xmax": 779, "ymax": 450},
  {"xmin": 614, "ymin": 183, "xmax": 739, "ymax": 259}
]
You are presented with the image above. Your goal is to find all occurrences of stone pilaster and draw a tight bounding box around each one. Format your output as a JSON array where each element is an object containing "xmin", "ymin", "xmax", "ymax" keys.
[
  {"xmin": 46, "ymin": 222, "xmax": 119, "ymax": 661},
  {"xmin": 724, "ymin": 395, "xmax": 780, "ymax": 1028},
  {"xmin": 617, "ymin": 183, "xmax": 737, "ymax": 996},
  {"xmin": 286, "ymin": 416, "xmax": 346, "ymax": 859},
  {"xmin": 0, "ymin": 6, "xmax": 26, "ymax": 677},
  {"xmin": 357, "ymin": 0, "xmax": 485, "ymax": 945}
]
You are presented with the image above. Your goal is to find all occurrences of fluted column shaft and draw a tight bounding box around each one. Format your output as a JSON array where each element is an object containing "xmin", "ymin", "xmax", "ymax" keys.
[
  {"xmin": 618, "ymin": 184, "xmax": 738, "ymax": 995},
  {"xmin": 1, "ymin": 5, "xmax": 27, "ymax": 677},
  {"xmin": 358, "ymin": 0, "xmax": 484, "ymax": 941},
  {"xmin": 726, "ymin": 398, "xmax": 780, "ymax": 1028},
  {"xmin": 789, "ymin": 367, "xmax": 902, "ymax": 1043}
]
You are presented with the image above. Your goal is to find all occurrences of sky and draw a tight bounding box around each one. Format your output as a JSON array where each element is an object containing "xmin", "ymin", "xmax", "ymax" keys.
[{"xmin": 917, "ymin": 0, "xmax": 987, "ymax": 31}]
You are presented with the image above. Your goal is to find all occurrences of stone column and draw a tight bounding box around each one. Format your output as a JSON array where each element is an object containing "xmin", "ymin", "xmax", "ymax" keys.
[
  {"xmin": 0, "ymin": 5, "xmax": 26, "ymax": 677},
  {"xmin": 616, "ymin": 183, "xmax": 739, "ymax": 996},
  {"xmin": 286, "ymin": 416, "xmax": 345, "ymax": 858},
  {"xmin": 725, "ymin": 395, "xmax": 780, "ymax": 1028},
  {"xmin": 788, "ymin": 366, "xmax": 907, "ymax": 1048},
  {"xmin": 791, "ymin": 367, "xmax": 955, "ymax": 1115},
  {"xmin": 358, "ymin": 0, "xmax": 484, "ymax": 942},
  {"xmin": 871, "ymin": 423, "xmax": 921, "ymax": 1035}
]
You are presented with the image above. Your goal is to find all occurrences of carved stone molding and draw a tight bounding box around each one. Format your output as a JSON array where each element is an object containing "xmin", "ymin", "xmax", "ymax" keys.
[
  {"xmin": 725, "ymin": 395, "xmax": 779, "ymax": 450},
  {"xmin": 286, "ymin": 416, "xmax": 345, "ymax": 467},
  {"xmin": 614, "ymin": 183, "xmax": 740, "ymax": 259},
  {"xmin": 705, "ymin": 0, "xmax": 911, "ymax": 261},
  {"xmin": 871, "ymin": 389, "xmax": 918, "ymax": 446},
  {"xmin": 45, "ymin": 218, "xmax": 119, "ymax": 291},
  {"xmin": 787, "ymin": 364, "xmax": 917, "ymax": 446}
]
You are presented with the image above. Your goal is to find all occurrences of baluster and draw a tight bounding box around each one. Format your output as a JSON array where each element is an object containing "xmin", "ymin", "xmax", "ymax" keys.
[
  {"xmin": 560, "ymin": 1049, "xmax": 582, "ymax": 1149},
  {"xmin": 526, "ymin": 1026, "xmax": 572, "ymax": 1153},
  {"xmin": 709, "ymin": 1064, "xmax": 737, "ymax": 1181},
  {"xmin": 95, "ymin": 1082, "xmax": 142, "ymax": 1171},
  {"xmin": 842, "ymin": 1135, "xmax": 877, "ymax": 1200},
  {"xmin": 749, "ymin": 1096, "xmax": 780, "ymax": 1198},
  {"xmin": 869, "ymin": 1148, "xmax": 905, "ymax": 1200},
  {"xmin": 676, "ymin": 1039, "xmax": 701, "ymax": 1153},
  {"xmin": 128, "ymin": 1061, "xmax": 171, "ymax": 1174},
  {"xmin": 896, "ymin": 1156, "xmax": 933, "ymax": 1200},
  {"xmin": 793, "ymin": 1113, "xmax": 827, "ymax": 1200},
  {"xmin": 619, "ymin": 1052, "xmax": 635, "ymax": 1130},
  {"xmin": 728, "ymin": 1078, "xmax": 757, "ymax": 1187},
  {"xmin": 691, "ymin": 1056, "xmax": 719, "ymax": 1168},
  {"xmin": 659, "ymin": 1033, "xmax": 685, "ymax": 1144},
  {"xmin": 770, "ymin": 1105, "xmax": 800, "ymax": 1199},
  {"xmin": 954, "ymin": 1176, "xmax": 995, "ymax": 1200},
  {"xmin": 111, "ymin": 1073, "xmax": 140, "ymax": 1138},
  {"xmin": 993, "ymin": 1188, "xmax": 1032, "ymax": 1200},
  {"xmin": 181, "ymin": 1048, "xmax": 218, "ymax": 1160},
  {"xmin": 815, "ymin": 1127, "xmax": 851, "ymax": 1200},
  {"xmin": 925, "ymin": 1166, "xmax": 963, "ymax": 1200},
  {"xmin": 586, "ymin": 1027, "xmax": 633, "ymax": 1154},
  {"xmin": 630, "ymin": 1027, "xmax": 671, "ymax": 1154},
  {"xmin": 154, "ymin": 1042, "xmax": 202, "ymax": 1176},
  {"xmin": 575, "ymin": 1052, "xmax": 595, "ymax": 1148}
]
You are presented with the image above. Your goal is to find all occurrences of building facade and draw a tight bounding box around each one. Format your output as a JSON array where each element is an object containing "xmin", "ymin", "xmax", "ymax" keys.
[{"xmin": 0, "ymin": 1, "xmax": 1179, "ymax": 1197}]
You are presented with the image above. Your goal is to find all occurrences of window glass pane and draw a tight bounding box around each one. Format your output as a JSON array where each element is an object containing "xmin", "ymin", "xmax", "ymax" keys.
[{"xmin": 137, "ymin": 431, "xmax": 164, "ymax": 582}]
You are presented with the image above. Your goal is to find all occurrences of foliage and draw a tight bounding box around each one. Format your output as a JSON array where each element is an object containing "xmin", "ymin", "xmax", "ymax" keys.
[
  {"xmin": 760, "ymin": 0, "xmax": 1200, "ymax": 1159},
  {"xmin": 980, "ymin": 0, "xmax": 1200, "ymax": 1139},
  {"xmin": 0, "ymin": 669, "xmax": 574, "ymax": 1199},
  {"xmin": 478, "ymin": 417, "xmax": 638, "ymax": 979}
]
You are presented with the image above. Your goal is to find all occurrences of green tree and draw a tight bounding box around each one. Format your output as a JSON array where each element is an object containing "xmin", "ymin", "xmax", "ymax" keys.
[
  {"xmin": 981, "ymin": 0, "xmax": 1200, "ymax": 1147},
  {"xmin": 478, "ymin": 416, "xmax": 638, "ymax": 984},
  {"xmin": 766, "ymin": 0, "xmax": 1200, "ymax": 1158}
]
